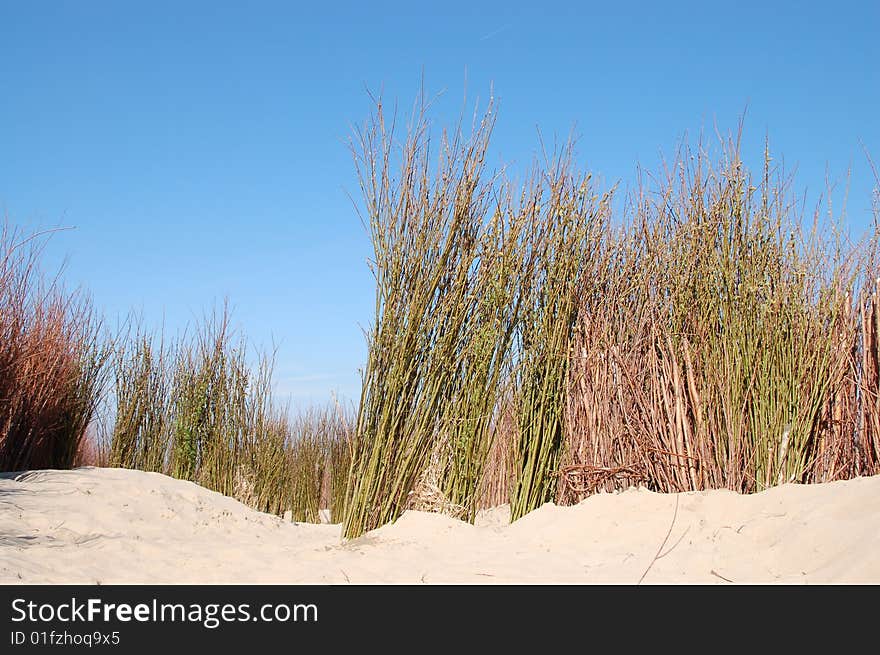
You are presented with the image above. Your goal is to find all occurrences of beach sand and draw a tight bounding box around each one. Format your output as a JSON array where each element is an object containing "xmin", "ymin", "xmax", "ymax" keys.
[{"xmin": 1, "ymin": 467, "xmax": 877, "ymax": 584}]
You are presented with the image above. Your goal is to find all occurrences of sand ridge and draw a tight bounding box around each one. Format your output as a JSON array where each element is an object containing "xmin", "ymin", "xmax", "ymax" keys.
[{"xmin": 1, "ymin": 467, "xmax": 877, "ymax": 584}]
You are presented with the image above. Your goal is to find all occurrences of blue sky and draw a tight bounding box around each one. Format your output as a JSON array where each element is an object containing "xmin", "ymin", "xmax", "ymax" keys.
[{"xmin": 1, "ymin": 1, "xmax": 878, "ymax": 408}]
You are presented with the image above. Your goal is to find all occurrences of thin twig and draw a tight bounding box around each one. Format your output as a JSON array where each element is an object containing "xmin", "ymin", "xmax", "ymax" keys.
[
  {"xmin": 710, "ymin": 569, "xmax": 734, "ymax": 583},
  {"xmin": 637, "ymin": 494, "xmax": 679, "ymax": 585},
  {"xmin": 657, "ymin": 524, "xmax": 690, "ymax": 559}
]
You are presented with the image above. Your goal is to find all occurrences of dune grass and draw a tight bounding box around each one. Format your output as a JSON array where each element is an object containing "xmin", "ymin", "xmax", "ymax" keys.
[
  {"xmin": 3, "ymin": 96, "xmax": 879, "ymax": 537},
  {"xmin": 0, "ymin": 220, "xmax": 353, "ymax": 522},
  {"xmin": 285, "ymin": 405, "xmax": 351, "ymax": 523},
  {"xmin": 341, "ymin": 94, "xmax": 501, "ymax": 537},
  {"xmin": 344, "ymin": 97, "xmax": 880, "ymax": 533},
  {"xmin": 107, "ymin": 307, "xmax": 353, "ymax": 518},
  {"xmin": 0, "ymin": 221, "xmax": 109, "ymax": 472},
  {"xmin": 559, "ymin": 137, "xmax": 866, "ymax": 501},
  {"xmin": 508, "ymin": 156, "xmax": 614, "ymax": 520}
]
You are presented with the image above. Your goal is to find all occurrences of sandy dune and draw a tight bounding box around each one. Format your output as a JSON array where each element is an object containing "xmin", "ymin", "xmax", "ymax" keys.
[{"xmin": 1, "ymin": 467, "xmax": 877, "ymax": 584}]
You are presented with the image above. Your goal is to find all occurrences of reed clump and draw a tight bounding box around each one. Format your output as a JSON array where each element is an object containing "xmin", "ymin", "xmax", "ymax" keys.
[
  {"xmin": 431, "ymin": 176, "xmax": 540, "ymax": 522},
  {"xmin": 347, "ymin": 95, "xmax": 880, "ymax": 532},
  {"xmin": 109, "ymin": 309, "xmax": 256, "ymax": 497},
  {"xmin": 109, "ymin": 327, "xmax": 170, "ymax": 473},
  {"xmin": 285, "ymin": 405, "xmax": 351, "ymax": 522},
  {"xmin": 560, "ymin": 136, "xmax": 864, "ymax": 500},
  {"xmin": 6, "ymin": 95, "xmax": 880, "ymax": 536},
  {"xmin": 326, "ymin": 417, "xmax": 352, "ymax": 523},
  {"xmin": 342, "ymin": 95, "xmax": 502, "ymax": 537},
  {"xmin": 0, "ymin": 221, "xmax": 109, "ymax": 472},
  {"xmin": 108, "ymin": 311, "xmax": 353, "ymax": 520},
  {"xmin": 509, "ymin": 155, "xmax": 614, "ymax": 520}
]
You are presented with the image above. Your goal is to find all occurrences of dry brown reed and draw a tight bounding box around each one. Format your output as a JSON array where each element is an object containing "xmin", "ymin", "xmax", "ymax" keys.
[
  {"xmin": 559, "ymin": 135, "xmax": 872, "ymax": 500},
  {"xmin": 0, "ymin": 221, "xmax": 108, "ymax": 472}
]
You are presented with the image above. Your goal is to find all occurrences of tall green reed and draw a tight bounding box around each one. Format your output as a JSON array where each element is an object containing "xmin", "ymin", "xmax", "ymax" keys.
[
  {"xmin": 509, "ymin": 155, "xmax": 613, "ymax": 520},
  {"xmin": 342, "ymin": 95, "xmax": 498, "ymax": 537}
]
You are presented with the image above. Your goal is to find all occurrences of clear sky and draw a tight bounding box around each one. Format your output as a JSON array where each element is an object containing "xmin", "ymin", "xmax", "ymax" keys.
[{"xmin": 2, "ymin": 1, "xmax": 878, "ymax": 408}]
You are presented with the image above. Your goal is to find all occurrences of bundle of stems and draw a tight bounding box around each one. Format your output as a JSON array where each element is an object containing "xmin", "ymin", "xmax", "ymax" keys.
[
  {"xmin": 434, "ymin": 186, "xmax": 538, "ymax": 521},
  {"xmin": 287, "ymin": 430, "xmax": 325, "ymax": 523},
  {"xmin": 107, "ymin": 306, "xmax": 356, "ymax": 520},
  {"xmin": 168, "ymin": 308, "xmax": 250, "ymax": 496},
  {"xmin": 561, "ymin": 135, "xmax": 860, "ymax": 498},
  {"xmin": 236, "ymin": 357, "xmax": 293, "ymax": 515},
  {"xmin": 287, "ymin": 405, "xmax": 350, "ymax": 522},
  {"xmin": 509, "ymin": 153, "xmax": 613, "ymax": 520},
  {"xmin": 0, "ymin": 221, "xmax": 109, "ymax": 471},
  {"xmin": 108, "ymin": 308, "xmax": 286, "ymax": 512},
  {"xmin": 324, "ymin": 402, "xmax": 354, "ymax": 523},
  {"xmin": 342, "ymin": 94, "xmax": 497, "ymax": 538},
  {"xmin": 110, "ymin": 327, "xmax": 170, "ymax": 472},
  {"xmin": 854, "ymin": 163, "xmax": 880, "ymax": 474},
  {"xmin": 475, "ymin": 388, "xmax": 519, "ymax": 509}
]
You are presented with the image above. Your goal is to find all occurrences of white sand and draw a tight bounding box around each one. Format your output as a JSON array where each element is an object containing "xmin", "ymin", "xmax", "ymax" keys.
[{"xmin": 1, "ymin": 467, "xmax": 877, "ymax": 584}]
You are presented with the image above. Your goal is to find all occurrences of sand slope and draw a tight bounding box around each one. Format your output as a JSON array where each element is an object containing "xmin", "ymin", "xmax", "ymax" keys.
[{"xmin": 1, "ymin": 467, "xmax": 877, "ymax": 584}]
